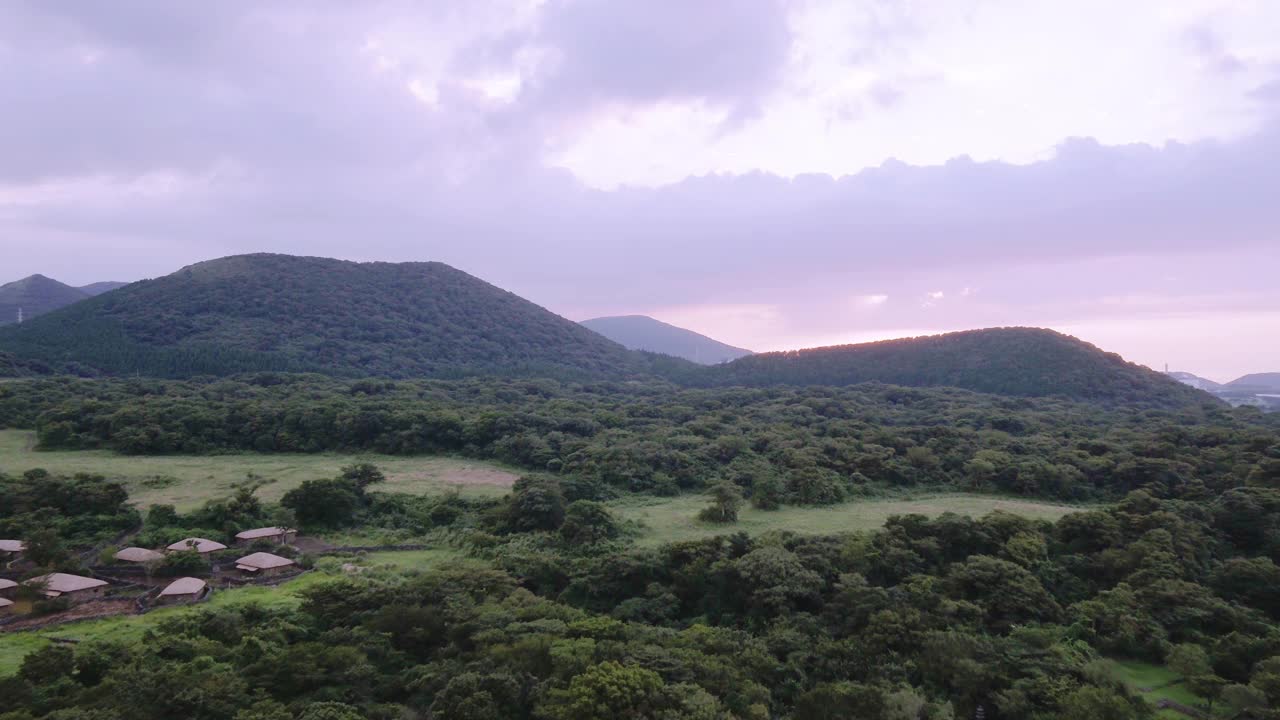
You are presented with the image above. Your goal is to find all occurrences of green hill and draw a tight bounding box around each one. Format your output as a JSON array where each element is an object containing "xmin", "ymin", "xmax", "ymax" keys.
[
  {"xmin": 581, "ymin": 314, "xmax": 752, "ymax": 364},
  {"xmin": 0, "ymin": 274, "xmax": 89, "ymax": 325},
  {"xmin": 0, "ymin": 254, "xmax": 665, "ymax": 379},
  {"xmin": 695, "ymin": 327, "xmax": 1215, "ymax": 407}
]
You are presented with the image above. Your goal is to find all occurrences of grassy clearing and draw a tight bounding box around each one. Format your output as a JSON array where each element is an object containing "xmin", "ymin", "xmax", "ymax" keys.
[
  {"xmin": 362, "ymin": 547, "xmax": 471, "ymax": 569},
  {"xmin": 0, "ymin": 430, "xmax": 517, "ymax": 510},
  {"xmin": 613, "ymin": 492, "xmax": 1086, "ymax": 546},
  {"xmin": 1109, "ymin": 659, "xmax": 1225, "ymax": 718},
  {"xmin": 0, "ymin": 572, "xmax": 332, "ymax": 677}
]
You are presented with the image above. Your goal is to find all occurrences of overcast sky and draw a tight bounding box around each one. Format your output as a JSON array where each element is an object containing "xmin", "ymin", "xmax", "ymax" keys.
[{"xmin": 2, "ymin": 0, "xmax": 1278, "ymax": 381}]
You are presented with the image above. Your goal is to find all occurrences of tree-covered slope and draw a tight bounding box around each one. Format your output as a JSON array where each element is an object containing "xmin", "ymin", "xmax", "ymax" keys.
[
  {"xmin": 0, "ymin": 254, "xmax": 659, "ymax": 379},
  {"xmin": 0, "ymin": 274, "xmax": 89, "ymax": 326},
  {"xmin": 696, "ymin": 327, "xmax": 1215, "ymax": 407},
  {"xmin": 581, "ymin": 314, "xmax": 753, "ymax": 364}
]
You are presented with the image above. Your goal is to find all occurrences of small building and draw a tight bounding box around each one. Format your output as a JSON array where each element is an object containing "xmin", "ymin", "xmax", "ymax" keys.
[
  {"xmin": 0, "ymin": 597, "xmax": 13, "ymax": 615},
  {"xmin": 157, "ymin": 576, "xmax": 207, "ymax": 605},
  {"xmin": 0, "ymin": 540, "xmax": 25, "ymax": 558},
  {"xmin": 114, "ymin": 547, "xmax": 164, "ymax": 564},
  {"xmin": 234, "ymin": 552, "xmax": 296, "ymax": 577},
  {"xmin": 234, "ymin": 527, "xmax": 296, "ymax": 546},
  {"xmin": 166, "ymin": 537, "xmax": 228, "ymax": 554},
  {"xmin": 25, "ymin": 573, "xmax": 109, "ymax": 603},
  {"xmin": 0, "ymin": 578, "xmax": 17, "ymax": 598}
]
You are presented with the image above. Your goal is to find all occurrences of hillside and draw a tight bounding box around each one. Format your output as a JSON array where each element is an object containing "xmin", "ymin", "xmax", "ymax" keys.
[
  {"xmin": 78, "ymin": 281, "xmax": 129, "ymax": 296},
  {"xmin": 0, "ymin": 274, "xmax": 89, "ymax": 325},
  {"xmin": 695, "ymin": 327, "xmax": 1216, "ymax": 407},
  {"xmin": 581, "ymin": 314, "xmax": 752, "ymax": 364},
  {"xmin": 1227, "ymin": 373, "xmax": 1280, "ymax": 392},
  {"xmin": 0, "ymin": 254, "xmax": 668, "ymax": 379},
  {"xmin": 1166, "ymin": 371, "xmax": 1222, "ymax": 391}
]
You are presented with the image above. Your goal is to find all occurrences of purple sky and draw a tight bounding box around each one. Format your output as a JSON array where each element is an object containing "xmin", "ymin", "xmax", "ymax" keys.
[{"xmin": 2, "ymin": 1, "xmax": 1278, "ymax": 381}]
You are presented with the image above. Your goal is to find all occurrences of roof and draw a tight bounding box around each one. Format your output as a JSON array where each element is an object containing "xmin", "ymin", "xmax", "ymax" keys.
[
  {"xmin": 235, "ymin": 526, "xmax": 291, "ymax": 540},
  {"xmin": 114, "ymin": 547, "xmax": 164, "ymax": 563},
  {"xmin": 159, "ymin": 577, "xmax": 207, "ymax": 597},
  {"xmin": 0, "ymin": 579, "xmax": 17, "ymax": 591},
  {"xmin": 26, "ymin": 573, "xmax": 109, "ymax": 594},
  {"xmin": 0, "ymin": 598, "xmax": 12, "ymax": 608},
  {"xmin": 0, "ymin": 540, "xmax": 25, "ymax": 553},
  {"xmin": 234, "ymin": 552, "xmax": 295, "ymax": 570},
  {"xmin": 166, "ymin": 537, "xmax": 227, "ymax": 553}
]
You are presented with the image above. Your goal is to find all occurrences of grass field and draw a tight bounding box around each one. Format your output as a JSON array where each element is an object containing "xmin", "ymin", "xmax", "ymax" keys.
[
  {"xmin": 1108, "ymin": 659, "xmax": 1224, "ymax": 718},
  {"xmin": 0, "ymin": 430, "xmax": 518, "ymax": 510},
  {"xmin": 0, "ymin": 572, "xmax": 332, "ymax": 677},
  {"xmin": 613, "ymin": 492, "xmax": 1086, "ymax": 546}
]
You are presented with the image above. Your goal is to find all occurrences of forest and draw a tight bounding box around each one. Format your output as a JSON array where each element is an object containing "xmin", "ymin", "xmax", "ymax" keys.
[{"xmin": 0, "ymin": 373, "xmax": 1273, "ymax": 504}]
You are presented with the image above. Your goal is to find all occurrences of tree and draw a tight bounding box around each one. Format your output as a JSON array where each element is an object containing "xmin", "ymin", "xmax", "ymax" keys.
[
  {"xmin": 750, "ymin": 474, "xmax": 783, "ymax": 511},
  {"xmin": 538, "ymin": 661, "xmax": 667, "ymax": 720},
  {"xmin": 338, "ymin": 463, "xmax": 386, "ymax": 490},
  {"xmin": 560, "ymin": 501, "xmax": 619, "ymax": 545},
  {"xmin": 19, "ymin": 644, "xmax": 75, "ymax": 685},
  {"xmin": 281, "ymin": 478, "xmax": 362, "ymax": 528},
  {"xmin": 24, "ymin": 526, "xmax": 71, "ymax": 568},
  {"xmin": 698, "ymin": 481, "xmax": 743, "ymax": 524},
  {"xmin": 507, "ymin": 476, "xmax": 566, "ymax": 532}
]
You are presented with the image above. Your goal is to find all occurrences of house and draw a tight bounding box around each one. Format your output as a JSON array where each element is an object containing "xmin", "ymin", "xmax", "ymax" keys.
[
  {"xmin": 166, "ymin": 537, "xmax": 228, "ymax": 554},
  {"xmin": 114, "ymin": 547, "xmax": 164, "ymax": 564},
  {"xmin": 157, "ymin": 577, "xmax": 207, "ymax": 605},
  {"xmin": 25, "ymin": 573, "xmax": 109, "ymax": 603},
  {"xmin": 234, "ymin": 527, "xmax": 296, "ymax": 546},
  {"xmin": 0, "ymin": 540, "xmax": 25, "ymax": 558},
  {"xmin": 0, "ymin": 597, "xmax": 13, "ymax": 615},
  {"xmin": 233, "ymin": 552, "xmax": 296, "ymax": 577},
  {"xmin": 0, "ymin": 578, "xmax": 17, "ymax": 598}
]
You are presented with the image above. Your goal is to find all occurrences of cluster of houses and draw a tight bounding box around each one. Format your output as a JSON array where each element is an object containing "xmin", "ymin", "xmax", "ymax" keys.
[{"xmin": 0, "ymin": 527, "xmax": 300, "ymax": 616}]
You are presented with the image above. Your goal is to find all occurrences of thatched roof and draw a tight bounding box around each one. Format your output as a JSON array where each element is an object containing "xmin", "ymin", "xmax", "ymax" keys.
[
  {"xmin": 0, "ymin": 578, "xmax": 17, "ymax": 591},
  {"xmin": 166, "ymin": 538, "xmax": 227, "ymax": 553},
  {"xmin": 159, "ymin": 577, "xmax": 207, "ymax": 597},
  {"xmin": 234, "ymin": 552, "xmax": 295, "ymax": 571},
  {"xmin": 115, "ymin": 547, "xmax": 164, "ymax": 563},
  {"xmin": 26, "ymin": 573, "xmax": 108, "ymax": 595},
  {"xmin": 0, "ymin": 540, "xmax": 25, "ymax": 553},
  {"xmin": 0, "ymin": 597, "xmax": 13, "ymax": 608},
  {"xmin": 235, "ymin": 527, "xmax": 291, "ymax": 541}
]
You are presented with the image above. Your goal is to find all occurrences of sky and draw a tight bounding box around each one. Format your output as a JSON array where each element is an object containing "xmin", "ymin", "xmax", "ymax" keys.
[{"xmin": 1, "ymin": 0, "xmax": 1278, "ymax": 382}]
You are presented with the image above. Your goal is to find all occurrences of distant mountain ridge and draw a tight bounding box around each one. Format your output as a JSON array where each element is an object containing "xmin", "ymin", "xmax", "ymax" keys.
[
  {"xmin": 696, "ymin": 327, "xmax": 1215, "ymax": 408},
  {"xmin": 1165, "ymin": 371, "xmax": 1222, "ymax": 391},
  {"xmin": 78, "ymin": 281, "xmax": 128, "ymax": 297},
  {"xmin": 0, "ymin": 275, "xmax": 131, "ymax": 326},
  {"xmin": 581, "ymin": 315, "xmax": 752, "ymax": 365},
  {"xmin": 0, "ymin": 254, "xmax": 1215, "ymax": 408},
  {"xmin": 0, "ymin": 274, "xmax": 89, "ymax": 326},
  {"xmin": 0, "ymin": 254, "xmax": 676, "ymax": 379},
  {"xmin": 1227, "ymin": 373, "xmax": 1280, "ymax": 392}
]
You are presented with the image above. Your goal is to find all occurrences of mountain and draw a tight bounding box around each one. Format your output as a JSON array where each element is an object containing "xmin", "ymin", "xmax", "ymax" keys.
[
  {"xmin": 1166, "ymin": 371, "xmax": 1222, "ymax": 391},
  {"xmin": 695, "ymin": 327, "xmax": 1216, "ymax": 407},
  {"xmin": 1227, "ymin": 373, "xmax": 1280, "ymax": 392},
  {"xmin": 581, "ymin": 315, "xmax": 752, "ymax": 365},
  {"xmin": 77, "ymin": 281, "xmax": 129, "ymax": 297},
  {"xmin": 0, "ymin": 254, "xmax": 672, "ymax": 379},
  {"xmin": 0, "ymin": 274, "xmax": 89, "ymax": 326}
]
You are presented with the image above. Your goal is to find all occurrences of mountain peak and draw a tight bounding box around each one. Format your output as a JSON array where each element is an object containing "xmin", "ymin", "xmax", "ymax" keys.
[{"xmin": 581, "ymin": 314, "xmax": 752, "ymax": 365}]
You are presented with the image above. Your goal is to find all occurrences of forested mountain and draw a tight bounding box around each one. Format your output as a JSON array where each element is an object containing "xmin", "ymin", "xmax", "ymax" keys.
[
  {"xmin": 77, "ymin": 281, "xmax": 128, "ymax": 296},
  {"xmin": 0, "ymin": 254, "xmax": 668, "ymax": 380},
  {"xmin": 1229, "ymin": 373, "xmax": 1280, "ymax": 392},
  {"xmin": 0, "ymin": 274, "xmax": 89, "ymax": 326},
  {"xmin": 581, "ymin": 314, "xmax": 753, "ymax": 364},
  {"xmin": 697, "ymin": 327, "xmax": 1214, "ymax": 407}
]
